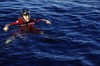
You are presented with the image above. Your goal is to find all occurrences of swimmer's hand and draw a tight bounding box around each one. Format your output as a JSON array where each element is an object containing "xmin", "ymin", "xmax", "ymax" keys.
[
  {"xmin": 3, "ymin": 24, "xmax": 10, "ymax": 32},
  {"xmin": 46, "ymin": 20, "xmax": 51, "ymax": 24},
  {"xmin": 42, "ymin": 19, "xmax": 51, "ymax": 24}
]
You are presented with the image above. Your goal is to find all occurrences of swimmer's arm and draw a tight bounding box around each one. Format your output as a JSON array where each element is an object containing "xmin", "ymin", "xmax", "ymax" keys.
[
  {"xmin": 3, "ymin": 21, "xmax": 20, "ymax": 32},
  {"xmin": 41, "ymin": 19, "xmax": 51, "ymax": 24}
]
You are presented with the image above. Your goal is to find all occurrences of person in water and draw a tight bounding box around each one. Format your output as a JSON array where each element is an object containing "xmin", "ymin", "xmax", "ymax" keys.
[{"xmin": 3, "ymin": 8, "xmax": 51, "ymax": 44}]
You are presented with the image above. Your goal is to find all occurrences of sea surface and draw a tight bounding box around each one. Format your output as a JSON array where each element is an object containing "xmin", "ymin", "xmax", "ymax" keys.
[{"xmin": 0, "ymin": 0, "xmax": 100, "ymax": 66}]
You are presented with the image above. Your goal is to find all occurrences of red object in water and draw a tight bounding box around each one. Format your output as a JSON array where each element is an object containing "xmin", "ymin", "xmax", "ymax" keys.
[{"xmin": 9, "ymin": 17, "xmax": 42, "ymax": 36}]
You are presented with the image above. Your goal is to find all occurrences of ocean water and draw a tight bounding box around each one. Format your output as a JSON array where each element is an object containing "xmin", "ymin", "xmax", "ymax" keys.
[{"xmin": 0, "ymin": 0, "xmax": 100, "ymax": 66}]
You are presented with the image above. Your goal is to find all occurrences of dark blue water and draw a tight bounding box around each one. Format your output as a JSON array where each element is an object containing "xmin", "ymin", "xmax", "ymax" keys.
[{"xmin": 0, "ymin": 0, "xmax": 100, "ymax": 66}]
